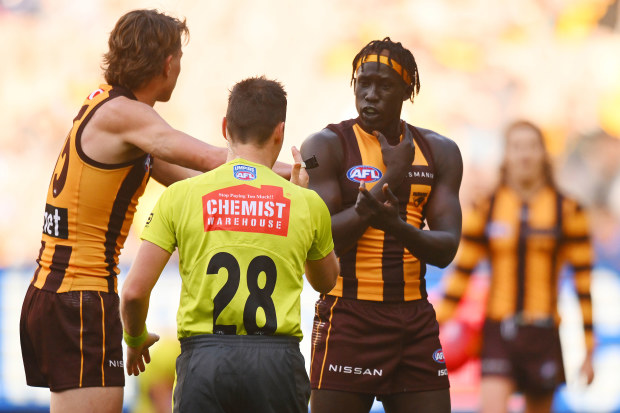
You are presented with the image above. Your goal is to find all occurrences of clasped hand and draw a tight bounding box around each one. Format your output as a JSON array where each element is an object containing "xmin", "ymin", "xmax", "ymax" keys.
[
  {"xmin": 355, "ymin": 122, "xmax": 413, "ymax": 229},
  {"xmin": 355, "ymin": 182, "xmax": 400, "ymax": 231}
]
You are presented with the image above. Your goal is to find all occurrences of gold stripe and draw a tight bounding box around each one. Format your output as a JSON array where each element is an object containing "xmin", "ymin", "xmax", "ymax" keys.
[
  {"xmin": 355, "ymin": 54, "xmax": 412, "ymax": 85},
  {"xmin": 328, "ymin": 276, "xmax": 344, "ymax": 297},
  {"xmin": 98, "ymin": 292, "xmax": 105, "ymax": 386},
  {"xmin": 318, "ymin": 297, "xmax": 339, "ymax": 389},
  {"xmin": 172, "ymin": 371, "xmax": 178, "ymax": 411},
  {"xmin": 79, "ymin": 291, "xmax": 83, "ymax": 387},
  {"xmin": 354, "ymin": 125, "xmax": 386, "ymax": 300},
  {"xmin": 403, "ymin": 181, "xmax": 428, "ymax": 300},
  {"xmin": 309, "ymin": 300, "xmax": 323, "ymax": 378}
]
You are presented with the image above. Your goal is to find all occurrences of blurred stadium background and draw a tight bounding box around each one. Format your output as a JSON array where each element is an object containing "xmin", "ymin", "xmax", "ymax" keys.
[{"xmin": 1, "ymin": 0, "xmax": 619, "ymax": 411}]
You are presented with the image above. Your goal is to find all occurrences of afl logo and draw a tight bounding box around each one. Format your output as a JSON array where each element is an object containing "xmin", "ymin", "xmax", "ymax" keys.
[
  {"xmin": 233, "ymin": 164, "xmax": 257, "ymax": 181},
  {"xmin": 432, "ymin": 349, "xmax": 445, "ymax": 364},
  {"xmin": 347, "ymin": 165, "xmax": 382, "ymax": 183}
]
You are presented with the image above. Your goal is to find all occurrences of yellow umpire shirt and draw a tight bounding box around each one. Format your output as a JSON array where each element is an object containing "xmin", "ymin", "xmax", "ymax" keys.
[{"xmin": 141, "ymin": 158, "xmax": 334, "ymax": 340}]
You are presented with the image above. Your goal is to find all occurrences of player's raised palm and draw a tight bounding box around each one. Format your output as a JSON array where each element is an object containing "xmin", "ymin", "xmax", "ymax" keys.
[{"xmin": 375, "ymin": 122, "xmax": 414, "ymax": 171}]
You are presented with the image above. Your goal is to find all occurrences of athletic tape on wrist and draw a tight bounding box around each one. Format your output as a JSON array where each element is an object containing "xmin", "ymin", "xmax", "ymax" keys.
[{"xmin": 123, "ymin": 324, "xmax": 148, "ymax": 348}]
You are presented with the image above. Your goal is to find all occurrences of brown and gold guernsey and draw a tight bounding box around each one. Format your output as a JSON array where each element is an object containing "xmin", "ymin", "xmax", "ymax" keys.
[
  {"xmin": 32, "ymin": 84, "xmax": 151, "ymax": 294},
  {"xmin": 436, "ymin": 185, "xmax": 595, "ymax": 350},
  {"xmin": 327, "ymin": 118, "xmax": 436, "ymax": 302}
]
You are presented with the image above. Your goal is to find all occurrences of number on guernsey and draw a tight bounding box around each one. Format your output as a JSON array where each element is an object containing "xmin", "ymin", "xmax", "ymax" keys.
[{"xmin": 206, "ymin": 252, "xmax": 278, "ymax": 335}]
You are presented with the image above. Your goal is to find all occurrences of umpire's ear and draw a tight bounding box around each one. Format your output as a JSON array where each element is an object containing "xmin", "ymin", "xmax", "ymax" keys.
[
  {"xmin": 222, "ymin": 117, "xmax": 228, "ymax": 140},
  {"xmin": 273, "ymin": 121, "xmax": 285, "ymax": 146}
]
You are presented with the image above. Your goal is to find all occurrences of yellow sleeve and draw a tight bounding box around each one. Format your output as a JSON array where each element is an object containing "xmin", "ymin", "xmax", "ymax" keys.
[
  {"xmin": 307, "ymin": 190, "xmax": 335, "ymax": 261},
  {"xmin": 140, "ymin": 184, "xmax": 179, "ymax": 254}
]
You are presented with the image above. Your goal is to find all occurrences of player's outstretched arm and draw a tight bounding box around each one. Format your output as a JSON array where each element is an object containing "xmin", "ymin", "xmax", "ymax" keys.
[
  {"xmin": 274, "ymin": 160, "xmax": 293, "ymax": 181},
  {"xmin": 305, "ymin": 250, "xmax": 339, "ymax": 293},
  {"xmin": 100, "ymin": 97, "xmax": 228, "ymax": 172},
  {"xmin": 149, "ymin": 147, "xmax": 296, "ymax": 187},
  {"xmin": 151, "ymin": 158, "xmax": 200, "ymax": 186},
  {"xmin": 121, "ymin": 240, "xmax": 172, "ymax": 376}
]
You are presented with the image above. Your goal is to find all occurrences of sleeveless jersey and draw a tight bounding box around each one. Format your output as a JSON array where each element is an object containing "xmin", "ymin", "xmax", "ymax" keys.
[
  {"xmin": 328, "ymin": 118, "xmax": 436, "ymax": 302},
  {"xmin": 32, "ymin": 84, "xmax": 152, "ymax": 294},
  {"xmin": 437, "ymin": 185, "xmax": 594, "ymax": 350},
  {"xmin": 141, "ymin": 158, "xmax": 334, "ymax": 340}
]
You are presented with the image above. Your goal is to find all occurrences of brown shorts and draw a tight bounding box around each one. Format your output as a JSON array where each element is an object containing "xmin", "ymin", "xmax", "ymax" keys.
[
  {"xmin": 20, "ymin": 283, "xmax": 125, "ymax": 391},
  {"xmin": 481, "ymin": 319, "xmax": 565, "ymax": 394},
  {"xmin": 310, "ymin": 295, "xmax": 450, "ymax": 395}
]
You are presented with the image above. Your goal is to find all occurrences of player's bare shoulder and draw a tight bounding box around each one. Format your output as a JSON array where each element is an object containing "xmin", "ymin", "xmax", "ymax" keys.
[
  {"xmin": 302, "ymin": 128, "xmax": 341, "ymax": 155},
  {"xmin": 414, "ymin": 127, "xmax": 459, "ymax": 155},
  {"xmin": 300, "ymin": 127, "xmax": 344, "ymax": 173},
  {"xmin": 414, "ymin": 126, "xmax": 462, "ymax": 173},
  {"xmin": 82, "ymin": 95, "xmax": 153, "ymax": 163},
  {"xmin": 91, "ymin": 95, "xmax": 153, "ymax": 134}
]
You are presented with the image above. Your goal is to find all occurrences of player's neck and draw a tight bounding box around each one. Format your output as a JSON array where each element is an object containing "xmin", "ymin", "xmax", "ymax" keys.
[
  {"xmin": 132, "ymin": 88, "xmax": 157, "ymax": 107},
  {"xmin": 132, "ymin": 78, "xmax": 168, "ymax": 107},
  {"xmin": 227, "ymin": 143, "xmax": 277, "ymax": 169},
  {"xmin": 363, "ymin": 119, "xmax": 402, "ymax": 144}
]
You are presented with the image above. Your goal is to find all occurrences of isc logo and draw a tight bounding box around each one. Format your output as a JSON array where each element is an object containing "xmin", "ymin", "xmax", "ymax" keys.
[
  {"xmin": 233, "ymin": 165, "xmax": 256, "ymax": 181},
  {"xmin": 346, "ymin": 165, "xmax": 382, "ymax": 183},
  {"xmin": 432, "ymin": 349, "xmax": 445, "ymax": 364}
]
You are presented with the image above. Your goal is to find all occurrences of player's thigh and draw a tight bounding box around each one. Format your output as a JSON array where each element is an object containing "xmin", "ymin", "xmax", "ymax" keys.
[
  {"xmin": 480, "ymin": 375, "xmax": 514, "ymax": 413},
  {"xmin": 311, "ymin": 389, "xmax": 374, "ymax": 413},
  {"xmin": 51, "ymin": 386, "xmax": 123, "ymax": 413},
  {"xmin": 381, "ymin": 389, "xmax": 450, "ymax": 413},
  {"xmin": 310, "ymin": 296, "xmax": 403, "ymax": 395}
]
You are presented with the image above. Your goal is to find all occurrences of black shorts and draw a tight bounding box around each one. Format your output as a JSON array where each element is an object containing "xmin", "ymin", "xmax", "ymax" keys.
[
  {"xmin": 173, "ymin": 334, "xmax": 309, "ymax": 413},
  {"xmin": 310, "ymin": 295, "xmax": 450, "ymax": 395},
  {"xmin": 20, "ymin": 283, "xmax": 125, "ymax": 391},
  {"xmin": 481, "ymin": 319, "xmax": 565, "ymax": 394}
]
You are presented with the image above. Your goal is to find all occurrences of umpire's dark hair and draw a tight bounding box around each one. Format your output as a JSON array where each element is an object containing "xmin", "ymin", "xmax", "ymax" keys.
[
  {"xmin": 351, "ymin": 37, "xmax": 421, "ymax": 102},
  {"xmin": 226, "ymin": 76, "xmax": 287, "ymax": 146}
]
